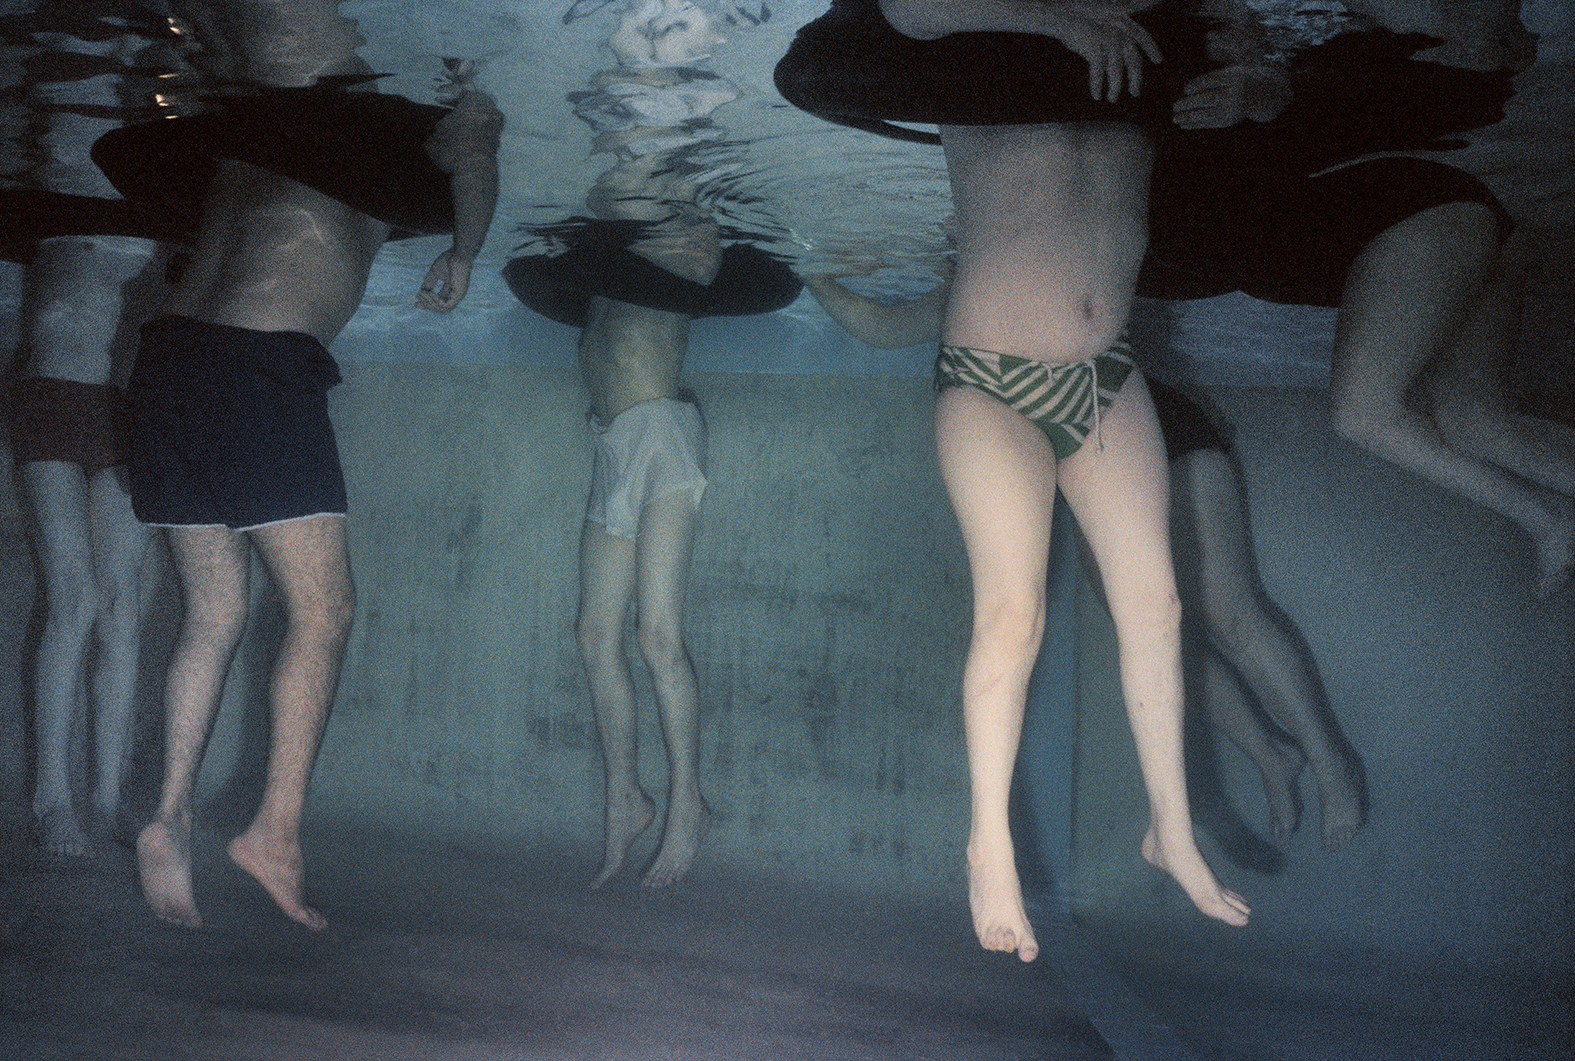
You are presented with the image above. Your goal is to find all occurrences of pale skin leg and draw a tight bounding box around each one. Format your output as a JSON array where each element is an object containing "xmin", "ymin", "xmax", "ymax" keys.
[
  {"xmin": 1170, "ymin": 450, "xmax": 1365, "ymax": 848},
  {"xmin": 578, "ymin": 494, "xmax": 709, "ymax": 889},
  {"xmin": 138, "ymin": 514, "xmax": 351, "ymax": 930},
  {"xmin": 936, "ymin": 377, "xmax": 1248, "ymax": 964},
  {"xmin": 1330, "ymin": 203, "xmax": 1575, "ymax": 599},
  {"xmin": 1054, "ymin": 378, "xmax": 1250, "ymax": 929}
]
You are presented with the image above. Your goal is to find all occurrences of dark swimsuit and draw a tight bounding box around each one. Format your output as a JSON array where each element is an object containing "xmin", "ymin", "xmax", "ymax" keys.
[{"xmin": 91, "ymin": 83, "xmax": 456, "ymax": 240}]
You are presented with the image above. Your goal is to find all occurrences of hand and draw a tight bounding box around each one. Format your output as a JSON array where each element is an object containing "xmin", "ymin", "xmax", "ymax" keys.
[
  {"xmin": 1048, "ymin": 6, "xmax": 1162, "ymax": 102},
  {"xmin": 417, "ymin": 249, "xmax": 472, "ymax": 312},
  {"xmin": 1172, "ymin": 64, "xmax": 1291, "ymax": 129}
]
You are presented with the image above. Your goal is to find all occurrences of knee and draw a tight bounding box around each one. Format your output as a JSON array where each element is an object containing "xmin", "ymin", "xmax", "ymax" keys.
[
  {"xmin": 1110, "ymin": 585, "xmax": 1183, "ymax": 647},
  {"xmin": 636, "ymin": 617, "xmax": 687, "ymax": 676},
  {"xmin": 43, "ymin": 574, "xmax": 101, "ymax": 639},
  {"xmin": 972, "ymin": 593, "xmax": 1046, "ymax": 664},
  {"xmin": 577, "ymin": 613, "xmax": 623, "ymax": 667}
]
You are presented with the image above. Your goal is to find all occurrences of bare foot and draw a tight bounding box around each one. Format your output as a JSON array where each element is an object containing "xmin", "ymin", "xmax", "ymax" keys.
[
  {"xmin": 1313, "ymin": 743, "xmax": 1368, "ymax": 850},
  {"xmin": 1533, "ymin": 515, "xmax": 1575, "ymax": 600},
  {"xmin": 227, "ymin": 829, "xmax": 326, "ymax": 930},
  {"xmin": 592, "ymin": 787, "xmax": 656, "ymax": 889},
  {"xmin": 137, "ymin": 818, "xmax": 201, "ymax": 928},
  {"xmin": 1142, "ymin": 823, "xmax": 1250, "ymax": 927},
  {"xmin": 967, "ymin": 836, "xmax": 1038, "ymax": 962},
  {"xmin": 36, "ymin": 804, "xmax": 88, "ymax": 858},
  {"xmin": 643, "ymin": 798, "xmax": 711, "ymax": 887},
  {"xmin": 1258, "ymin": 737, "xmax": 1306, "ymax": 846}
]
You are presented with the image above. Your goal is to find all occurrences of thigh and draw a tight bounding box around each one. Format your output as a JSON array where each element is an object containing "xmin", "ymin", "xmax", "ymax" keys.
[
  {"xmin": 1056, "ymin": 371, "xmax": 1177, "ymax": 616},
  {"xmin": 579, "ymin": 518, "xmax": 639, "ymax": 632},
  {"xmin": 249, "ymin": 515, "xmax": 353, "ymax": 616},
  {"xmin": 635, "ymin": 494, "xmax": 699, "ymax": 631},
  {"xmin": 934, "ymin": 385, "xmax": 1059, "ymax": 607}
]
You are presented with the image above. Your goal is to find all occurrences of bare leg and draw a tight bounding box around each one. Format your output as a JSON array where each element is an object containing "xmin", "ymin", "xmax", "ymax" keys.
[
  {"xmin": 578, "ymin": 519, "xmax": 655, "ymax": 888},
  {"xmin": 634, "ymin": 493, "xmax": 710, "ymax": 887},
  {"xmin": 226, "ymin": 515, "xmax": 353, "ymax": 931},
  {"xmin": 1058, "ymin": 376, "xmax": 1249, "ymax": 927},
  {"xmin": 934, "ymin": 386, "xmax": 1058, "ymax": 963},
  {"xmin": 1427, "ymin": 230, "xmax": 1575, "ymax": 497},
  {"xmin": 1330, "ymin": 203, "xmax": 1575, "ymax": 598},
  {"xmin": 1170, "ymin": 450, "xmax": 1366, "ymax": 848},
  {"xmin": 139, "ymin": 525, "xmax": 252, "ymax": 927},
  {"xmin": 87, "ymin": 467, "xmax": 156, "ymax": 831},
  {"xmin": 1195, "ymin": 652, "xmax": 1306, "ymax": 845},
  {"xmin": 23, "ymin": 462, "xmax": 98, "ymax": 856}
]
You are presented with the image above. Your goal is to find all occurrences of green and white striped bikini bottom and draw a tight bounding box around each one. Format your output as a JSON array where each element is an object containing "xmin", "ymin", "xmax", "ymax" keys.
[{"xmin": 934, "ymin": 340, "xmax": 1136, "ymax": 459}]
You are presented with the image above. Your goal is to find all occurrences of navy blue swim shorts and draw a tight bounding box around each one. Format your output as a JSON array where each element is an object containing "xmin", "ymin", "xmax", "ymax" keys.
[{"xmin": 128, "ymin": 315, "xmax": 348, "ymax": 530}]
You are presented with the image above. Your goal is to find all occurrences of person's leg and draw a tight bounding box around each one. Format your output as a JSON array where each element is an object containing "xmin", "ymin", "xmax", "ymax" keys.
[
  {"xmin": 632, "ymin": 492, "xmax": 709, "ymax": 887},
  {"xmin": 1330, "ymin": 202, "xmax": 1575, "ymax": 598},
  {"xmin": 230, "ymin": 514, "xmax": 354, "ymax": 930},
  {"xmin": 578, "ymin": 517, "xmax": 651, "ymax": 888},
  {"xmin": 21, "ymin": 461, "xmax": 97, "ymax": 856},
  {"xmin": 86, "ymin": 467, "xmax": 156, "ymax": 833},
  {"xmin": 934, "ymin": 385, "xmax": 1060, "ymax": 962},
  {"xmin": 1427, "ymin": 229, "xmax": 1575, "ymax": 497},
  {"xmin": 1193, "ymin": 650, "xmax": 1306, "ymax": 845},
  {"xmin": 1056, "ymin": 375, "xmax": 1249, "ymax": 926},
  {"xmin": 1170, "ymin": 450, "xmax": 1364, "ymax": 847},
  {"xmin": 138, "ymin": 524, "xmax": 252, "ymax": 927}
]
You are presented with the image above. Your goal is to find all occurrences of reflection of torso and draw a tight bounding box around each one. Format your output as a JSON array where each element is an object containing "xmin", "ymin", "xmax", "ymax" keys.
[
  {"xmin": 578, "ymin": 296, "xmax": 690, "ymax": 423},
  {"xmin": 164, "ymin": 158, "xmax": 391, "ymax": 345}
]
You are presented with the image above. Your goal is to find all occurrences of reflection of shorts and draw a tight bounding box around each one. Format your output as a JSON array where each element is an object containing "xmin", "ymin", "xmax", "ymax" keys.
[
  {"xmin": 128, "ymin": 316, "xmax": 347, "ymax": 530},
  {"xmin": 587, "ymin": 396, "xmax": 707, "ymax": 540},
  {"xmin": 935, "ymin": 341, "xmax": 1136, "ymax": 460},
  {"xmin": 9, "ymin": 377, "xmax": 131, "ymax": 476}
]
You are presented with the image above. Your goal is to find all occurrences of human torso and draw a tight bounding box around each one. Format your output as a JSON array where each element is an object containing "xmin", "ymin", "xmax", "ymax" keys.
[
  {"xmin": 164, "ymin": 157, "xmax": 391, "ymax": 345},
  {"xmin": 578, "ymin": 296, "xmax": 691, "ymax": 423}
]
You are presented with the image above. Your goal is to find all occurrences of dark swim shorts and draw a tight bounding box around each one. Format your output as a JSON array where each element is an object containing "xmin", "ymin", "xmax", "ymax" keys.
[
  {"xmin": 1147, "ymin": 380, "xmax": 1231, "ymax": 462},
  {"xmin": 1138, "ymin": 155, "xmax": 1513, "ymax": 308},
  {"xmin": 127, "ymin": 316, "xmax": 347, "ymax": 529},
  {"xmin": 10, "ymin": 376, "xmax": 131, "ymax": 476}
]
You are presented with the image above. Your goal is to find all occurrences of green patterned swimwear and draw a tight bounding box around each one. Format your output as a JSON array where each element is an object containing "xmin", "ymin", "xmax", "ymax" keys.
[{"xmin": 935, "ymin": 340, "xmax": 1136, "ymax": 459}]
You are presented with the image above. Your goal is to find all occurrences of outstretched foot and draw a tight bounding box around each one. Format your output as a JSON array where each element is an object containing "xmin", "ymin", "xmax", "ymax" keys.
[
  {"xmin": 1532, "ymin": 515, "xmax": 1575, "ymax": 600},
  {"xmin": 1258, "ymin": 737, "xmax": 1307, "ymax": 846},
  {"xmin": 643, "ymin": 798, "xmax": 711, "ymax": 888},
  {"xmin": 1313, "ymin": 743, "xmax": 1368, "ymax": 850},
  {"xmin": 227, "ymin": 829, "xmax": 326, "ymax": 930},
  {"xmin": 967, "ymin": 836, "xmax": 1038, "ymax": 962},
  {"xmin": 1142, "ymin": 823, "xmax": 1250, "ymax": 927},
  {"xmin": 137, "ymin": 818, "xmax": 201, "ymax": 928},
  {"xmin": 36, "ymin": 804, "xmax": 89, "ymax": 858},
  {"xmin": 592, "ymin": 787, "xmax": 656, "ymax": 889}
]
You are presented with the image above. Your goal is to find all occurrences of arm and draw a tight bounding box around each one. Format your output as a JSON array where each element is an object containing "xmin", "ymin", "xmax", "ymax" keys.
[
  {"xmin": 803, "ymin": 273, "xmax": 947, "ymax": 350},
  {"xmin": 418, "ymin": 62, "xmax": 504, "ymax": 312},
  {"xmin": 879, "ymin": 0, "xmax": 1162, "ymax": 102}
]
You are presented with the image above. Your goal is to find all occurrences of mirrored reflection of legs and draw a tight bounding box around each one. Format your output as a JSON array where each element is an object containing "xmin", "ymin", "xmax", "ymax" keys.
[
  {"xmin": 228, "ymin": 514, "xmax": 354, "ymax": 931},
  {"xmin": 634, "ymin": 493, "xmax": 709, "ymax": 887},
  {"xmin": 579, "ymin": 518, "xmax": 655, "ymax": 888},
  {"xmin": 935, "ymin": 386, "xmax": 1057, "ymax": 962},
  {"xmin": 139, "ymin": 524, "xmax": 251, "ymax": 928},
  {"xmin": 1172, "ymin": 450, "xmax": 1366, "ymax": 848},
  {"xmin": 1059, "ymin": 378, "xmax": 1248, "ymax": 927},
  {"xmin": 1331, "ymin": 203, "xmax": 1575, "ymax": 598}
]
